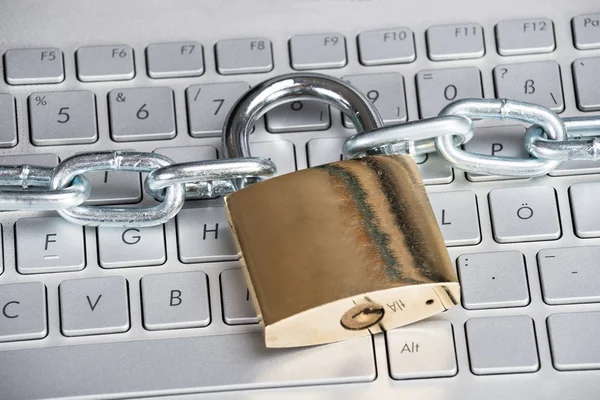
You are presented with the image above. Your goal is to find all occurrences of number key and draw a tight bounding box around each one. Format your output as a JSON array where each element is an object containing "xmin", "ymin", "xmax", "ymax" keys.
[
  {"xmin": 108, "ymin": 87, "xmax": 176, "ymax": 142},
  {"xmin": 28, "ymin": 91, "xmax": 97, "ymax": 146},
  {"xmin": 265, "ymin": 100, "xmax": 330, "ymax": 133}
]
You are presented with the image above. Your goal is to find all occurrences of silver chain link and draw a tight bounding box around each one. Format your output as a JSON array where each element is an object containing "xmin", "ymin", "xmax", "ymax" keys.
[{"xmin": 1, "ymin": 73, "xmax": 599, "ymax": 227}]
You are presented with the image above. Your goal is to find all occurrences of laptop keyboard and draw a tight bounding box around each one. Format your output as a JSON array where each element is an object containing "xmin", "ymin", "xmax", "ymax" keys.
[{"xmin": 1, "ymin": 2, "xmax": 600, "ymax": 399}]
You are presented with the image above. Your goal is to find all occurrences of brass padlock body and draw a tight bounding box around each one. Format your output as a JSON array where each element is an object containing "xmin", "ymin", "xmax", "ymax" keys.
[{"xmin": 225, "ymin": 154, "xmax": 460, "ymax": 348}]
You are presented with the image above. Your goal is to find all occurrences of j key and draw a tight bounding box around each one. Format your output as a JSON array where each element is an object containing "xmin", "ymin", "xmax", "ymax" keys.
[
  {"xmin": 76, "ymin": 45, "xmax": 135, "ymax": 81},
  {"xmin": 386, "ymin": 320, "xmax": 457, "ymax": 379},
  {"xmin": 176, "ymin": 206, "xmax": 237, "ymax": 263},
  {"xmin": 97, "ymin": 225, "xmax": 166, "ymax": 268},
  {"xmin": 59, "ymin": 276, "xmax": 129, "ymax": 337},
  {"xmin": 141, "ymin": 272, "xmax": 210, "ymax": 330},
  {"xmin": 108, "ymin": 87, "xmax": 176, "ymax": 141},
  {"xmin": 215, "ymin": 38, "xmax": 273, "ymax": 75},
  {"xmin": 186, "ymin": 82, "xmax": 250, "ymax": 137},
  {"xmin": 265, "ymin": 100, "xmax": 330, "ymax": 133},
  {"xmin": 428, "ymin": 191, "xmax": 481, "ymax": 246},
  {"xmin": 548, "ymin": 312, "xmax": 600, "ymax": 371},
  {"xmin": 342, "ymin": 73, "xmax": 407, "ymax": 126},
  {"xmin": 569, "ymin": 182, "xmax": 600, "ymax": 238},
  {"xmin": 0, "ymin": 282, "xmax": 47, "ymax": 343},
  {"xmin": 220, "ymin": 268, "xmax": 259, "ymax": 325},
  {"xmin": 488, "ymin": 185, "xmax": 560, "ymax": 243},
  {"xmin": 416, "ymin": 67, "xmax": 483, "ymax": 118},
  {"xmin": 29, "ymin": 91, "xmax": 98, "ymax": 146},
  {"xmin": 466, "ymin": 316, "xmax": 539, "ymax": 375},
  {"xmin": 573, "ymin": 57, "xmax": 600, "ymax": 112},
  {"xmin": 146, "ymin": 42, "xmax": 204, "ymax": 78},
  {"xmin": 15, "ymin": 217, "xmax": 85, "ymax": 274},
  {"xmin": 572, "ymin": 13, "xmax": 600, "ymax": 50},
  {"xmin": 493, "ymin": 61, "xmax": 564, "ymax": 112},
  {"xmin": 290, "ymin": 33, "xmax": 347, "ymax": 70},
  {"xmin": 358, "ymin": 28, "xmax": 416, "ymax": 66},
  {"xmin": 4, "ymin": 48, "xmax": 64, "ymax": 85},
  {"xmin": 496, "ymin": 18, "xmax": 555, "ymax": 55},
  {"xmin": 458, "ymin": 251, "xmax": 529, "ymax": 309},
  {"xmin": 426, "ymin": 23, "xmax": 485, "ymax": 61},
  {"xmin": 0, "ymin": 94, "xmax": 17, "ymax": 147},
  {"xmin": 250, "ymin": 140, "xmax": 296, "ymax": 176},
  {"xmin": 539, "ymin": 246, "xmax": 600, "ymax": 305}
]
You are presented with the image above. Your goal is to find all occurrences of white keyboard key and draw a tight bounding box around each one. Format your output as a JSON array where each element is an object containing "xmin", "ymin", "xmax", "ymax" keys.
[
  {"xmin": 141, "ymin": 272, "xmax": 210, "ymax": 330},
  {"xmin": 358, "ymin": 28, "xmax": 415, "ymax": 66},
  {"xmin": 489, "ymin": 185, "xmax": 560, "ymax": 243},
  {"xmin": 572, "ymin": 14, "xmax": 600, "ymax": 50},
  {"xmin": 250, "ymin": 140, "xmax": 296, "ymax": 176},
  {"xmin": 414, "ymin": 153, "xmax": 453, "ymax": 185},
  {"xmin": 220, "ymin": 269, "xmax": 258, "ymax": 325},
  {"xmin": 290, "ymin": 33, "xmax": 347, "ymax": 70},
  {"xmin": 0, "ymin": 153, "xmax": 58, "ymax": 167},
  {"xmin": 215, "ymin": 38, "xmax": 273, "ymax": 75},
  {"xmin": 416, "ymin": 67, "xmax": 483, "ymax": 118},
  {"xmin": 146, "ymin": 42, "xmax": 204, "ymax": 78},
  {"xmin": 570, "ymin": 182, "xmax": 600, "ymax": 238},
  {"xmin": 550, "ymin": 160, "xmax": 600, "ymax": 176},
  {"xmin": 0, "ymin": 282, "xmax": 47, "ymax": 343},
  {"xmin": 386, "ymin": 320, "xmax": 457, "ymax": 380},
  {"xmin": 97, "ymin": 226, "xmax": 166, "ymax": 268},
  {"xmin": 548, "ymin": 312, "xmax": 600, "ymax": 371},
  {"xmin": 154, "ymin": 145, "xmax": 217, "ymax": 163},
  {"xmin": 458, "ymin": 251, "xmax": 529, "ymax": 309},
  {"xmin": 15, "ymin": 217, "xmax": 85, "ymax": 274},
  {"xmin": 76, "ymin": 45, "xmax": 135, "ymax": 81},
  {"xmin": 426, "ymin": 23, "xmax": 485, "ymax": 61},
  {"xmin": 28, "ymin": 91, "xmax": 98, "ymax": 146},
  {"xmin": 539, "ymin": 247, "xmax": 600, "ymax": 305},
  {"xmin": 496, "ymin": 18, "xmax": 555, "ymax": 55},
  {"xmin": 59, "ymin": 277, "xmax": 129, "ymax": 337},
  {"xmin": 573, "ymin": 57, "xmax": 600, "ymax": 112},
  {"xmin": 4, "ymin": 48, "xmax": 64, "ymax": 85},
  {"xmin": 466, "ymin": 316, "xmax": 539, "ymax": 375},
  {"xmin": 186, "ymin": 82, "xmax": 250, "ymax": 137},
  {"xmin": 82, "ymin": 169, "xmax": 141, "ymax": 205},
  {"xmin": 176, "ymin": 207, "xmax": 237, "ymax": 263},
  {"xmin": 428, "ymin": 191, "xmax": 480, "ymax": 246},
  {"xmin": 266, "ymin": 100, "xmax": 330, "ymax": 133},
  {"xmin": 0, "ymin": 94, "xmax": 17, "ymax": 147}
]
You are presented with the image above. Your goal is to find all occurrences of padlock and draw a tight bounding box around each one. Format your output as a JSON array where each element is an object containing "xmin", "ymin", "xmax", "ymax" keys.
[{"xmin": 222, "ymin": 73, "xmax": 460, "ymax": 348}]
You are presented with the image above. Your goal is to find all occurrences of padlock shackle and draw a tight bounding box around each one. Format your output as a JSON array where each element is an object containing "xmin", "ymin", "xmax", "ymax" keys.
[{"xmin": 222, "ymin": 73, "xmax": 385, "ymax": 160}]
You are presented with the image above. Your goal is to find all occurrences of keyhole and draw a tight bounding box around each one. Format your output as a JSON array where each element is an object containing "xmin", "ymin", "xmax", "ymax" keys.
[{"xmin": 340, "ymin": 302, "xmax": 385, "ymax": 331}]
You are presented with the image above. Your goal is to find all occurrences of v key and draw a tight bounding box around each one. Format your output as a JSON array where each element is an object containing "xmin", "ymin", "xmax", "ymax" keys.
[{"xmin": 86, "ymin": 295, "xmax": 102, "ymax": 311}]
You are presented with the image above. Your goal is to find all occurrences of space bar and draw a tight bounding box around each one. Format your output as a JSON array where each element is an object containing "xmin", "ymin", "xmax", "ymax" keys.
[{"xmin": 0, "ymin": 332, "xmax": 375, "ymax": 399}]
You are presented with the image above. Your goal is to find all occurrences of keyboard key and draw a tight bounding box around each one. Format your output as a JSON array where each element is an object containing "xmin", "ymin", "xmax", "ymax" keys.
[
  {"xmin": 186, "ymin": 82, "xmax": 250, "ymax": 137},
  {"xmin": 464, "ymin": 126, "xmax": 529, "ymax": 182},
  {"xmin": 176, "ymin": 207, "xmax": 237, "ymax": 263},
  {"xmin": 266, "ymin": 100, "xmax": 330, "ymax": 133},
  {"xmin": 220, "ymin": 269, "xmax": 258, "ymax": 325},
  {"xmin": 0, "ymin": 333, "xmax": 374, "ymax": 399},
  {"xmin": 108, "ymin": 87, "xmax": 176, "ymax": 141},
  {"xmin": 416, "ymin": 67, "xmax": 483, "ymax": 118},
  {"xmin": 0, "ymin": 153, "xmax": 58, "ymax": 167},
  {"xmin": 457, "ymin": 251, "xmax": 529, "ymax": 309},
  {"xmin": 386, "ymin": 320, "xmax": 457, "ymax": 380},
  {"xmin": 428, "ymin": 191, "xmax": 480, "ymax": 246},
  {"xmin": 59, "ymin": 276, "xmax": 129, "ymax": 337},
  {"xmin": 550, "ymin": 160, "xmax": 600, "ymax": 176},
  {"xmin": 548, "ymin": 312, "xmax": 600, "ymax": 371},
  {"xmin": 569, "ymin": 182, "xmax": 600, "ymax": 238},
  {"xmin": 154, "ymin": 145, "xmax": 218, "ymax": 163},
  {"xmin": 489, "ymin": 185, "xmax": 560, "ymax": 243},
  {"xmin": 146, "ymin": 42, "xmax": 204, "ymax": 78},
  {"xmin": 414, "ymin": 154, "xmax": 453, "ymax": 185},
  {"xmin": 250, "ymin": 140, "xmax": 296, "ymax": 176},
  {"xmin": 572, "ymin": 13, "xmax": 600, "ymax": 50},
  {"xmin": 466, "ymin": 316, "xmax": 539, "ymax": 375},
  {"xmin": 342, "ymin": 73, "xmax": 407, "ymax": 126},
  {"xmin": 215, "ymin": 38, "xmax": 273, "ymax": 75},
  {"xmin": 539, "ymin": 246, "xmax": 600, "ymax": 305},
  {"xmin": 0, "ymin": 94, "xmax": 17, "ymax": 147},
  {"xmin": 493, "ymin": 61, "xmax": 564, "ymax": 112},
  {"xmin": 289, "ymin": 33, "xmax": 347, "ymax": 70},
  {"xmin": 495, "ymin": 18, "xmax": 555, "ymax": 55},
  {"xmin": 76, "ymin": 45, "xmax": 135, "ymax": 81},
  {"xmin": 426, "ymin": 23, "xmax": 485, "ymax": 61},
  {"xmin": 0, "ymin": 282, "xmax": 47, "ymax": 343},
  {"xmin": 0, "ymin": 227, "xmax": 3, "ymax": 276},
  {"xmin": 141, "ymin": 272, "xmax": 210, "ymax": 330},
  {"xmin": 15, "ymin": 217, "xmax": 85, "ymax": 274},
  {"xmin": 97, "ymin": 226, "xmax": 166, "ymax": 268},
  {"xmin": 29, "ymin": 91, "xmax": 98, "ymax": 146},
  {"xmin": 82, "ymin": 168, "xmax": 141, "ymax": 205},
  {"xmin": 573, "ymin": 57, "xmax": 600, "ymax": 112},
  {"xmin": 4, "ymin": 48, "xmax": 64, "ymax": 85},
  {"xmin": 357, "ymin": 28, "xmax": 415, "ymax": 66}
]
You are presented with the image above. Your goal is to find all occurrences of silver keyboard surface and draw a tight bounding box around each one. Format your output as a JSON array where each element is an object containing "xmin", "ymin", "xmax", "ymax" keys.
[{"xmin": 1, "ymin": 0, "xmax": 600, "ymax": 399}]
